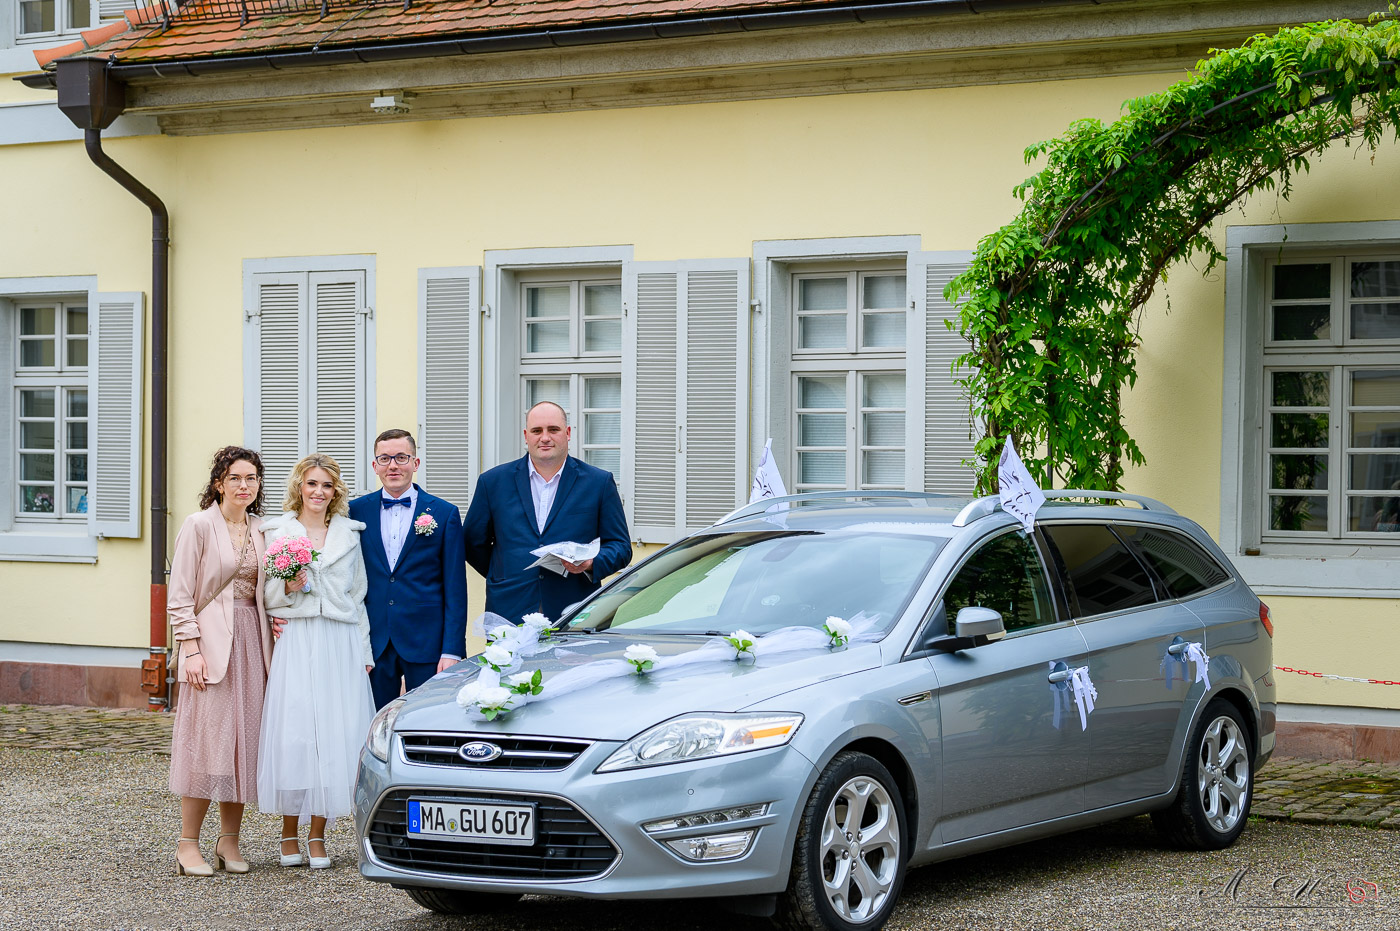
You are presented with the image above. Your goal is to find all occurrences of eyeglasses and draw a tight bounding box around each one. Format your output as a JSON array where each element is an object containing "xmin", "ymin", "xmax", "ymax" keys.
[
  {"xmin": 375, "ymin": 453, "xmax": 414, "ymax": 466},
  {"xmin": 224, "ymin": 475, "xmax": 261, "ymax": 486}
]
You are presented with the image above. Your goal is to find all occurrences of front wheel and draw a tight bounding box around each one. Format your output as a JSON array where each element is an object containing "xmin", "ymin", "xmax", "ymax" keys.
[
  {"xmin": 1152, "ymin": 698, "xmax": 1254, "ymax": 850},
  {"xmin": 403, "ymin": 886, "xmax": 523, "ymax": 915},
  {"xmin": 774, "ymin": 751, "xmax": 907, "ymax": 931}
]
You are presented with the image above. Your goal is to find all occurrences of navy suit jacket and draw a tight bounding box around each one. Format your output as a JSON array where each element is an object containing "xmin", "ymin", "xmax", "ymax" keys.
[
  {"xmin": 350, "ymin": 484, "xmax": 468, "ymax": 664},
  {"xmin": 464, "ymin": 455, "xmax": 632, "ymax": 624}
]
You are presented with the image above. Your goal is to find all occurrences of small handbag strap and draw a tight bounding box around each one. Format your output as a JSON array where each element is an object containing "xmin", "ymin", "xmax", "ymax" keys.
[{"xmin": 194, "ymin": 528, "xmax": 253, "ymax": 617}]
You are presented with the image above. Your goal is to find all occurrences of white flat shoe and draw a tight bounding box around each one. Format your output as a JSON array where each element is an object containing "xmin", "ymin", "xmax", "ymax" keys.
[
  {"xmin": 279, "ymin": 836, "xmax": 306, "ymax": 868},
  {"xmin": 307, "ymin": 837, "xmax": 331, "ymax": 869}
]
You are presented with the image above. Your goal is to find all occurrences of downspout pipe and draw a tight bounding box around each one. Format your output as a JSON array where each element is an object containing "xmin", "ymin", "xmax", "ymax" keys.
[{"xmin": 56, "ymin": 57, "xmax": 171, "ymax": 711}]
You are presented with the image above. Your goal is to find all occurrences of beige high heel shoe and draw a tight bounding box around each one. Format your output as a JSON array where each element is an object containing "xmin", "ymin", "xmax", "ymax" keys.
[
  {"xmin": 212, "ymin": 832, "xmax": 250, "ymax": 874},
  {"xmin": 175, "ymin": 838, "xmax": 213, "ymax": 877}
]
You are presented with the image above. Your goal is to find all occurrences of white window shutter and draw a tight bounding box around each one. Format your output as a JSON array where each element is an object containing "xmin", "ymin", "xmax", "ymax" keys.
[
  {"xmin": 419, "ymin": 267, "xmax": 480, "ymax": 511},
  {"xmin": 0, "ymin": 304, "xmax": 13, "ymax": 532},
  {"xmin": 909, "ymin": 252, "xmax": 977, "ymax": 494},
  {"xmin": 310, "ymin": 271, "xmax": 368, "ymax": 493},
  {"xmin": 90, "ymin": 291, "xmax": 144, "ymax": 538},
  {"xmin": 245, "ymin": 273, "xmax": 306, "ymax": 499},
  {"xmin": 626, "ymin": 267, "xmax": 680, "ymax": 542},
  {"xmin": 98, "ymin": 0, "xmax": 137, "ymax": 20}
]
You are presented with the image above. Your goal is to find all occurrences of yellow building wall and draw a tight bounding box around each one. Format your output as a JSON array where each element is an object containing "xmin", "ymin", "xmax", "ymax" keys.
[{"xmin": 1, "ymin": 69, "xmax": 1395, "ymax": 711}]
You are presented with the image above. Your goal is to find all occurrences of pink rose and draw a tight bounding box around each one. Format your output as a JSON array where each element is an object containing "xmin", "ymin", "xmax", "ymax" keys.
[
  {"xmin": 273, "ymin": 553, "xmax": 291, "ymax": 571},
  {"xmin": 296, "ymin": 548, "xmax": 313, "ymax": 564}
]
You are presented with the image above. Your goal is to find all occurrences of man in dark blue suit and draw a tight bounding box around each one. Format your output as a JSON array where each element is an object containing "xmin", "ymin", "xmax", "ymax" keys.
[
  {"xmin": 350, "ymin": 428, "xmax": 469, "ymax": 709},
  {"xmin": 465, "ymin": 402, "xmax": 631, "ymax": 624}
]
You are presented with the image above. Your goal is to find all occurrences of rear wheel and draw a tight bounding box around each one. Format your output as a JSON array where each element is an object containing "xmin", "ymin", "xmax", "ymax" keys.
[
  {"xmin": 774, "ymin": 751, "xmax": 906, "ymax": 931},
  {"xmin": 403, "ymin": 887, "xmax": 523, "ymax": 915},
  {"xmin": 1152, "ymin": 698, "xmax": 1253, "ymax": 850}
]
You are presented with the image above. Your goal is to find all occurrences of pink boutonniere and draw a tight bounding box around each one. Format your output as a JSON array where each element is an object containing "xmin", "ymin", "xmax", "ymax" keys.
[{"xmin": 413, "ymin": 513, "xmax": 437, "ymax": 536}]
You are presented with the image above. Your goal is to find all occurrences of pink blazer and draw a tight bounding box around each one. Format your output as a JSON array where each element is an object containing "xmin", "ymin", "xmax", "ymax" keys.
[{"xmin": 167, "ymin": 504, "xmax": 273, "ymax": 686}]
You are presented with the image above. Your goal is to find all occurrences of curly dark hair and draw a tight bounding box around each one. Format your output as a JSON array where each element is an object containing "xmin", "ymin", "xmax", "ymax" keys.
[{"xmin": 198, "ymin": 446, "xmax": 266, "ymax": 514}]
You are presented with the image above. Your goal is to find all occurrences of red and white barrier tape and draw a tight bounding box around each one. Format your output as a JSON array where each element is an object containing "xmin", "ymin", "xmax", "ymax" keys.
[{"xmin": 1275, "ymin": 665, "xmax": 1400, "ymax": 686}]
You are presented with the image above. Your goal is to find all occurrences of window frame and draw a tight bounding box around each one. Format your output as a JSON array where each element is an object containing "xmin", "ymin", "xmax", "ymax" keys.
[
  {"xmin": 12, "ymin": 298, "xmax": 88, "ymax": 527},
  {"xmin": 14, "ymin": 0, "xmax": 95, "ymax": 40},
  {"xmin": 937, "ymin": 526, "xmax": 1069, "ymax": 640}
]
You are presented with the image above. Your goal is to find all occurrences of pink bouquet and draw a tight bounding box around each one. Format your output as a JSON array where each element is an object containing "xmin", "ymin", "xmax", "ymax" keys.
[{"xmin": 264, "ymin": 535, "xmax": 319, "ymax": 580}]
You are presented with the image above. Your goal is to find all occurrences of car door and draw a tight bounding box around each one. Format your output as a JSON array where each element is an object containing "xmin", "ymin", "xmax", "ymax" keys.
[
  {"xmin": 929, "ymin": 528, "xmax": 1091, "ymax": 843},
  {"xmin": 1039, "ymin": 521, "xmax": 1206, "ymax": 811}
]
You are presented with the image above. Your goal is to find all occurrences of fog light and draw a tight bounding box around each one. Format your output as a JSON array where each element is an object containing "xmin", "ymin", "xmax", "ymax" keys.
[
  {"xmin": 643, "ymin": 803, "xmax": 770, "ymax": 834},
  {"xmin": 664, "ymin": 829, "xmax": 756, "ymax": 861}
]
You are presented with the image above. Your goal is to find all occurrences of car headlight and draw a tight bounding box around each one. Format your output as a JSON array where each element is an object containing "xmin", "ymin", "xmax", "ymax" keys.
[
  {"xmin": 365, "ymin": 698, "xmax": 406, "ymax": 762},
  {"xmin": 596, "ymin": 713, "xmax": 803, "ymax": 773}
]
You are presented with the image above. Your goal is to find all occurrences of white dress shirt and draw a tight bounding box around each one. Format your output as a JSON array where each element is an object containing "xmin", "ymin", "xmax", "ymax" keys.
[
  {"xmin": 380, "ymin": 485, "xmax": 418, "ymax": 570},
  {"xmin": 527, "ymin": 457, "xmax": 565, "ymax": 533}
]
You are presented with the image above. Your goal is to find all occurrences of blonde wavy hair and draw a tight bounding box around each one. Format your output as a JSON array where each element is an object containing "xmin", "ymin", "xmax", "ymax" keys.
[{"xmin": 283, "ymin": 453, "xmax": 351, "ymax": 521}]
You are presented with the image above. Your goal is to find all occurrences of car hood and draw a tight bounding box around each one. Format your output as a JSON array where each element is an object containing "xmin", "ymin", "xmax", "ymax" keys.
[{"xmin": 391, "ymin": 632, "xmax": 882, "ymax": 741}]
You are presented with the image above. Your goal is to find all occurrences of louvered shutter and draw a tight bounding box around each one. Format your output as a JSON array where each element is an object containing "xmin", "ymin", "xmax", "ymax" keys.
[
  {"xmin": 247, "ymin": 273, "xmax": 305, "ymax": 497},
  {"xmin": 419, "ymin": 267, "xmax": 480, "ymax": 511},
  {"xmin": 98, "ymin": 0, "xmax": 137, "ymax": 20},
  {"xmin": 909, "ymin": 252, "xmax": 977, "ymax": 494},
  {"xmin": 310, "ymin": 271, "xmax": 368, "ymax": 493},
  {"xmin": 0, "ymin": 306, "xmax": 13, "ymax": 530},
  {"xmin": 90, "ymin": 292, "xmax": 144, "ymax": 538},
  {"xmin": 625, "ymin": 260, "xmax": 750, "ymax": 542}
]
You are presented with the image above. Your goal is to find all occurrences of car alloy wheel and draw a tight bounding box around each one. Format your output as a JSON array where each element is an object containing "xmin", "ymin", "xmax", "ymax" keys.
[{"xmin": 1152, "ymin": 698, "xmax": 1253, "ymax": 850}]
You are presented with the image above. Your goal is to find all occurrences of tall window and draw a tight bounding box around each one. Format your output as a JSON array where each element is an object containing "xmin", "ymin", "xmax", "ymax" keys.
[
  {"xmin": 519, "ymin": 276, "xmax": 623, "ymax": 480},
  {"xmin": 1264, "ymin": 258, "xmax": 1400, "ymax": 540},
  {"xmin": 14, "ymin": 301, "xmax": 88, "ymax": 521},
  {"xmin": 17, "ymin": 0, "xmax": 93, "ymax": 35},
  {"xmin": 791, "ymin": 269, "xmax": 907, "ymax": 492}
]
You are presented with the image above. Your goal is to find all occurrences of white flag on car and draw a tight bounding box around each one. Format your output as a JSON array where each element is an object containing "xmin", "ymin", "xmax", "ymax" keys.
[
  {"xmin": 749, "ymin": 438, "xmax": 789, "ymax": 505},
  {"xmin": 998, "ymin": 439, "xmax": 1046, "ymax": 533}
]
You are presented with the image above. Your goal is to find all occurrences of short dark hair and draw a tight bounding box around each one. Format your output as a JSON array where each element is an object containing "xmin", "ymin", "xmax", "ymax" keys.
[
  {"xmin": 198, "ymin": 446, "xmax": 265, "ymax": 514},
  {"xmin": 525, "ymin": 401, "xmax": 569, "ymax": 426},
  {"xmin": 374, "ymin": 428, "xmax": 417, "ymax": 455}
]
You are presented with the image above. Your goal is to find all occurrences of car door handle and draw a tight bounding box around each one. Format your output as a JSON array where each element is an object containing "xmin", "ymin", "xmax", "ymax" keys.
[
  {"xmin": 1047, "ymin": 669, "xmax": 1072, "ymax": 684},
  {"xmin": 1167, "ymin": 641, "xmax": 1187, "ymax": 656}
]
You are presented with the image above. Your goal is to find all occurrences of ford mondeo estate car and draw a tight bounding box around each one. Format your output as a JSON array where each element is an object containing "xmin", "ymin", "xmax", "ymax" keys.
[{"xmin": 354, "ymin": 490, "xmax": 1275, "ymax": 931}]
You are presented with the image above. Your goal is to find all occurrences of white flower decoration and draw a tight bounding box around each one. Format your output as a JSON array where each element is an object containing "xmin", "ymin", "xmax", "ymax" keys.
[
  {"xmin": 506, "ymin": 672, "xmax": 534, "ymax": 688},
  {"xmin": 824, "ymin": 616, "xmax": 853, "ymax": 646},
  {"xmin": 478, "ymin": 686, "xmax": 513, "ymax": 708},
  {"xmin": 455, "ymin": 680, "xmax": 483, "ymax": 708},
  {"xmin": 480, "ymin": 643, "xmax": 514, "ymax": 671},
  {"xmin": 623, "ymin": 643, "xmax": 659, "ymax": 674},
  {"xmin": 486, "ymin": 625, "xmax": 514, "ymax": 644},
  {"xmin": 725, "ymin": 629, "xmax": 756, "ymax": 659},
  {"xmin": 521, "ymin": 612, "xmax": 551, "ymax": 631}
]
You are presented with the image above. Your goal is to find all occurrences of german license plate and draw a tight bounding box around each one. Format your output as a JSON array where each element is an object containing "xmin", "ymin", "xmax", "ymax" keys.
[{"xmin": 407, "ymin": 799, "xmax": 536, "ymax": 846}]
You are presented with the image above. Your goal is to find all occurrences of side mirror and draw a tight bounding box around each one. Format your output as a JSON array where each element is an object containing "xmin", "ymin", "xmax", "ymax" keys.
[{"xmin": 954, "ymin": 606, "xmax": 1007, "ymax": 641}]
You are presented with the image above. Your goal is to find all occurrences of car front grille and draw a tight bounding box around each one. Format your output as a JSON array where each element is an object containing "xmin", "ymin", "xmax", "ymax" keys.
[
  {"xmin": 399, "ymin": 732, "xmax": 591, "ymax": 771},
  {"xmin": 366, "ymin": 790, "xmax": 618, "ymax": 881}
]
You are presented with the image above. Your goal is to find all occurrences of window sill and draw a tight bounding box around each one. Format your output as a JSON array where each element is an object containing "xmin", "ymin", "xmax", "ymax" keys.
[
  {"xmin": 1231, "ymin": 552, "xmax": 1398, "ymax": 598},
  {"xmin": 0, "ymin": 529, "xmax": 98, "ymax": 564}
]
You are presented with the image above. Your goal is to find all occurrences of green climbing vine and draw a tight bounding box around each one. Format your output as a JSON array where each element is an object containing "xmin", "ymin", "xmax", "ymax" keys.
[{"xmin": 947, "ymin": 8, "xmax": 1400, "ymax": 493}]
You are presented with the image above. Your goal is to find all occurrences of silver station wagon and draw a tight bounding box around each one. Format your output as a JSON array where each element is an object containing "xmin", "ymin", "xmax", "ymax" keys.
[{"xmin": 354, "ymin": 491, "xmax": 1276, "ymax": 931}]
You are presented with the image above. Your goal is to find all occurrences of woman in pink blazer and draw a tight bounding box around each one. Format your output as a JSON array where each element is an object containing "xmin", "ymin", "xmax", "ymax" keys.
[{"xmin": 167, "ymin": 446, "xmax": 275, "ymax": 876}]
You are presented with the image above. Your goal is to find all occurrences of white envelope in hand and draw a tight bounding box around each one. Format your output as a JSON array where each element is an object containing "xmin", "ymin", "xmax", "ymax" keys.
[{"xmin": 527, "ymin": 538, "xmax": 601, "ymax": 577}]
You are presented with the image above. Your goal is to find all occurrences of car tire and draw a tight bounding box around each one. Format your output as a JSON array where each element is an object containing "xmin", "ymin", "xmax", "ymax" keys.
[
  {"xmin": 774, "ymin": 751, "xmax": 907, "ymax": 931},
  {"xmin": 1152, "ymin": 698, "xmax": 1254, "ymax": 850},
  {"xmin": 403, "ymin": 886, "xmax": 523, "ymax": 915}
]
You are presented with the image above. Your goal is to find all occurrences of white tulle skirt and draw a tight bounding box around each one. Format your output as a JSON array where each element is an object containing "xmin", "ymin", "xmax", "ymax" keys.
[{"xmin": 257, "ymin": 615, "xmax": 374, "ymax": 824}]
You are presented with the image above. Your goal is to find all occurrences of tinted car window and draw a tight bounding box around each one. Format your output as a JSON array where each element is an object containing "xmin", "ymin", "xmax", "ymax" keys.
[
  {"xmin": 1041, "ymin": 523, "xmax": 1157, "ymax": 617},
  {"xmin": 943, "ymin": 531, "xmax": 1055, "ymax": 634},
  {"xmin": 1114, "ymin": 524, "xmax": 1230, "ymax": 599}
]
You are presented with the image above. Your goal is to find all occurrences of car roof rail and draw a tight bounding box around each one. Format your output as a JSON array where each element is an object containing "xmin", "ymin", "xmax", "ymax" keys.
[
  {"xmin": 714, "ymin": 490, "xmax": 959, "ymax": 526},
  {"xmin": 952, "ymin": 489, "xmax": 1178, "ymax": 527}
]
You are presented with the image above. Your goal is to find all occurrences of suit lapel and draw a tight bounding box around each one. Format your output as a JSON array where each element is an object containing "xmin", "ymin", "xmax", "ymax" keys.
[
  {"xmin": 540, "ymin": 457, "xmax": 579, "ymax": 537},
  {"xmin": 364, "ymin": 494, "xmax": 391, "ymax": 572},
  {"xmin": 513, "ymin": 458, "xmax": 539, "ymax": 539},
  {"xmin": 393, "ymin": 484, "xmax": 430, "ymax": 567}
]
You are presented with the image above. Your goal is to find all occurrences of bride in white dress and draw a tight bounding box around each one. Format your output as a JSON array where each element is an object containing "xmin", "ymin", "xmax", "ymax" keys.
[{"xmin": 258, "ymin": 453, "xmax": 375, "ymax": 869}]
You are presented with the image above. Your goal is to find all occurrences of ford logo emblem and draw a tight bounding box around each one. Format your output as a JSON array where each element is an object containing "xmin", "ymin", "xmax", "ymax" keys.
[{"xmin": 459, "ymin": 741, "xmax": 503, "ymax": 763}]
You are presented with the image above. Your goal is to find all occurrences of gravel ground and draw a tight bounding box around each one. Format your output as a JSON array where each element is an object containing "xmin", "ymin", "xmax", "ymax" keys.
[{"xmin": 1, "ymin": 746, "xmax": 1397, "ymax": 931}]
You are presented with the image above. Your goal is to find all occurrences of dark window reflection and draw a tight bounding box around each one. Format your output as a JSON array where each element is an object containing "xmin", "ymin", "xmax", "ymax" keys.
[
  {"xmin": 1270, "ymin": 495, "xmax": 1329, "ymax": 532},
  {"xmin": 1272, "ymin": 305, "xmax": 1331, "ymax": 341},
  {"xmin": 1271, "ymin": 412, "xmax": 1329, "ymax": 449},
  {"xmin": 1271, "ymin": 454, "xmax": 1328, "ymax": 490},
  {"xmin": 1350, "ymin": 261, "xmax": 1400, "ymax": 298},
  {"xmin": 1275, "ymin": 263, "xmax": 1331, "ymax": 299},
  {"xmin": 1351, "ymin": 303, "xmax": 1400, "ymax": 340},
  {"xmin": 943, "ymin": 532, "xmax": 1054, "ymax": 634},
  {"xmin": 1041, "ymin": 524, "xmax": 1157, "ymax": 616},
  {"xmin": 1114, "ymin": 525, "xmax": 1230, "ymax": 599},
  {"xmin": 1272, "ymin": 370, "xmax": 1329, "ymax": 407}
]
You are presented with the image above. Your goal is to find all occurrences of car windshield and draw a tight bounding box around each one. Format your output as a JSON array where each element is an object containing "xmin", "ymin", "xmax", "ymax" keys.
[{"xmin": 563, "ymin": 530, "xmax": 945, "ymax": 635}]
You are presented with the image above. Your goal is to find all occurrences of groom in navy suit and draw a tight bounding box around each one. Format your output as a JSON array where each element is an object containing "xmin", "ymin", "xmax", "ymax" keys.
[
  {"xmin": 465, "ymin": 401, "xmax": 631, "ymax": 624},
  {"xmin": 351, "ymin": 428, "xmax": 468, "ymax": 709}
]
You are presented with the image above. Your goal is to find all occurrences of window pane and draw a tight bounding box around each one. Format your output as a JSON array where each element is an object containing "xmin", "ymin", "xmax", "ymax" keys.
[
  {"xmin": 799, "ymin": 450, "xmax": 844, "ymax": 485},
  {"xmin": 1270, "ymin": 454, "xmax": 1328, "ymax": 490},
  {"xmin": 21, "ymin": 421, "xmax": 55, "ymax": 450},
  {"xmin": 864, "ymin": 411, "xmax": 904, "ymax": 446},
  {"xmin": 585, "ymin": 377, "xmax": 621, "ymax": 408},
  {"xmin": 66, "ymin": 307, "xmax": 87, "ymax": 335},
  {"xmin": 67, "ymin": 390, "xmax": 88, "ymax": 418},
  {"xmin": 20, "ymin": 389, "xmax": 55, "ymax": 418},
  {"xmin": 1272, "ymin": 370, "xmax": 1329, "ymax": 407},
  {"xmin": 67, "ymin": 422, "xmax": 88, "ymax": 450},
  {"xmin": 67, "ymin": 454, "xmax": 87, "ymax": 482},
  {"xmin": 66, "ymin": 487, "xmax": 88, "ymax": 515},
  {"xmin": 526, "ymin": 378, "xmax": 569, "ymax": 410},
  {"xmin": 66, "ymin": 339, "xmax": 89, "ymax": 367},
  {"xmin": 1270, "ymin": 495, "xmax": 1328, "ymax": 531},
  {"xmin": 585, "ymin": 412, "xmax": 620, "ymax": 445},
  {"xmin": 21, "ymin": 307, "xmax": 56, "ymax": 335},
  {"xmin": 1351, "ymin": 303, "xmax": 1400, "ymax": 340},
  {"xmin": 1274, "ymin": 263, "xmax": 1331, "ymax": 300},
  {"xmin": 942, "ymin": 531, "xmax": 1055, "ymax": 634},
  {"xmin": 799, "ymin": 412, "xmax": 845, "ymax": 446},
  {"xmin": 863, "ymin": 450, "xmax": 904, "ymax": 485},
  {"xmin": 1271, "ymin": 412, "xmax": 1328, "ymax": 449},
  {"xmin": 798, "ymin": 314, "xmax": 845, "ymax": 350},
  {"xmin": 1042, "ymin": 524, "xmax": 1157, "ymax": 616},
  {"xmin": 21, "ymin": 454, "xmax": 55, "ymax": 482},
  {"xmin": 21, "ymin": 486, "xmax": 56, "ymax": 513},
  {"xmin": 1352, "ymin": 496, "xmax": 1400, "ymax": 532},
  {"xmin": 862, "ymin": 311, "xmax": 906, "ymax": 348},
  {"xmin": 1271, "ymin": 305, "xmax": 1331, "ymax": 341},
  {"xmin": 1350, "ymin": 453, "xmax": 1400, "ymax": 491},
  {"xmin": 526, "ymin": 320, "xmax": 570, "ymax": 353},
  {"xmin": 1350, "ymin": 261, "xmax": 1400, "ymax": 298},
  {"xmin": 862, "ymin": 372, "xmax": 904, "ymax": 408},
  {"xmin": 20, "ymin": 340, "xmax": 56, "ymax": 367},
  {"xmin": 68, "ymin": 0, "xmax": 89, "ymax": 27},
  {"xmin": 525, "ymin": 285, "xmax": 569, "ymax": 318},
  {"xmin": 20, "ymin": 0, "xmax": 55, "ymax": 32},
  {"xmin": 1115, "ymin": 525, "xmax": 1229, "ymax": 599},
  {"xmin": 584, "ymin": 448, "xmax": 621, "ymax": 476},
  {"xmin": 584, "ymin": 319, "xmax": 622, "ymax": 352},
  {"xmin": 1352, "ymin": 370, "xmax": 1400, "ymax": 406},
  {"xmin": 861, "ymin": 275, "xmax": 905, "ymax": 310},
  {"xmin": 799, "ymin": 278, "xmax": 846, "ymax": 311},
  {"xmin": 1352, "ymin": 411, "xmax": 1400, "ymax": 448},
  {"xmin": 583, "ymin": 284, "xmax": 621, "ymax": 317},
  {"xmin": 799, "ymin": 376, "xmax": 845, "ymax": 409}
]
